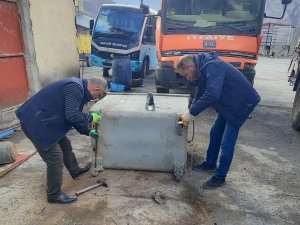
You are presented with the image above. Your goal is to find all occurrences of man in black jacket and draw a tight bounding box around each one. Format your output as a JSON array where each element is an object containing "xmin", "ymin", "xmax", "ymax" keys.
[
  {"xmin": 16, "ymin": 77, "xmax": 107, "ymax": 203},
  {"xmin": 177, "ymin": 53, "xmax": 260, "ymax": 189}
]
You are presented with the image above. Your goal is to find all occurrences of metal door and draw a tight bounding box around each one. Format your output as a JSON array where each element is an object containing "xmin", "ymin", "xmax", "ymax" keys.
[{"xmin": 0, "ymin": 0, "xmax": 28, "ymax": 109}]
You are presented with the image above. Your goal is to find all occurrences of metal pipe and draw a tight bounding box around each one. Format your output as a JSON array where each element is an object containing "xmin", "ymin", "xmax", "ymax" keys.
[{"xmin": 0, "ymin": 130, "xmax": 14, "ymax": 139}]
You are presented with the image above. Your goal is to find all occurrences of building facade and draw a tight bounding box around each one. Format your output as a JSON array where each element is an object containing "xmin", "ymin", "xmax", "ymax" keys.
[{"xmin": 0, "ymin": 0, "xmax": 80, "ymax": 129}]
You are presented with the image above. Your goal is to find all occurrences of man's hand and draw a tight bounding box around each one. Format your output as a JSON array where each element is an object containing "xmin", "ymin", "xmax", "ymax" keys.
[
  {"xmin": 179, "ymin": 111, "xmax": 194, "ymax": 127},
  {"xmin": 91, "ymin": 110, "xmax": 102, "ymax": 123},
  {"xmin": 89, "ymin": 130, "xmax": 99, "ymax": 139},
  {"xmin": 92, "ymin": 110, "xmax": 101, "ymax": 115}
]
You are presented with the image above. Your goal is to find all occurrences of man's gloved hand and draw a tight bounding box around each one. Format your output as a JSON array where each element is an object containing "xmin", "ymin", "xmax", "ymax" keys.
[
  {"xmin": 91, "ymin": 110, "xmax": 102, "ymax": 123},
  {"xmin": 92, "ymin": 110, "xmax": 101, "ymax": 115},
  {"xmin": 89, "ymin": 130, "xmax": 99, "ymax": 139},
  {"xmin": 179, "ymin": 110, "xmax": 194, "ymax": 127}
]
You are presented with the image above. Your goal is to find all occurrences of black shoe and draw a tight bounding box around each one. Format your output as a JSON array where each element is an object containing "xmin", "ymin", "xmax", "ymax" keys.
[
  {"xmin": 71, "ymin": 164, "xmax": 91, "ymax": 180},
  {"xmin": 47, "ymin": 193, "xmax": 77, "ymax": 204},
  {"xmin": 192, "ymin": 161, "xmax": 216, "ymax": 172},
  {"xmin": 202, "ymin": 175, "xmax": 225, "ymax": 189}
]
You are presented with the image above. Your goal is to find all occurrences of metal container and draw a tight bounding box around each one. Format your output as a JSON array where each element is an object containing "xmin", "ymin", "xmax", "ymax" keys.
[{"xmin": 90, "ymin": 93, "xmax": 189, "ymax": 173}]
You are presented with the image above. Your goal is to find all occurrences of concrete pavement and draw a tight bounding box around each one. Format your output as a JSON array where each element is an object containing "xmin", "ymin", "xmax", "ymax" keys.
[{"xmin": 0, "ymin": 56, "xmax": 299, "ymax": 225}]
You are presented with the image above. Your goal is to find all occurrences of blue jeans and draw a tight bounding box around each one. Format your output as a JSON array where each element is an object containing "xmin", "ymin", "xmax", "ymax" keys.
[{"xmin": 205, "ymin": 114, "xmax": 240, "ymax": 178}]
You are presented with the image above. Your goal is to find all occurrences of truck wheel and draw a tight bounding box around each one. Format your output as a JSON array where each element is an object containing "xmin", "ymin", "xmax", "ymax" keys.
[
  {"xmin": 292, "ymin": 85, "xmax": 300, "ymax": 131},
  {"xmin": 103, "ymin": 68, "xmax": 109, "ymax": 77},
  {"xmin": 156, "ymin": 86, "xmax": 169, "ymax": 94}
]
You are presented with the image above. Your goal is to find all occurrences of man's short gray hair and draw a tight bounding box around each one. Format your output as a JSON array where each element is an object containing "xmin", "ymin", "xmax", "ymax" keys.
[
  {"xmin": 88, "ymin": 77, "xmax": 107, "ymax": 91},
  {"xmin": 176, "ymin": 54, "xmax": 195, "ymax": 70}
]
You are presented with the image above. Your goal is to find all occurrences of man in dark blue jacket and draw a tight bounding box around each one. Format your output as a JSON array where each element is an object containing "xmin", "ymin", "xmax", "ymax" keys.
[
  {"xmin": 177, "ymin": 52, "xmax": 261, "ymax": 189},
  {"xmin": 16, "ymin": 77, "xmax": 107, "ymax": 203}
]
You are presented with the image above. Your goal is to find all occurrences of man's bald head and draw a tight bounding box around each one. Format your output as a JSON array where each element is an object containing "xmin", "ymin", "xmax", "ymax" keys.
[
  {"xmin": 87, "ymin": 77, "xmax": 108, "ymax": 99},
  {"xmin": 176, "ymin": 55, "xmax": 197, "ymax": 81},
  {"xmin": 176, "ymin": 54, "xmax": 195, "ymax": 71}
]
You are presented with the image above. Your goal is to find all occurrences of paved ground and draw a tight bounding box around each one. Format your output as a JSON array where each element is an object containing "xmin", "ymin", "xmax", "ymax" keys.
[{"xmin": 0, "ymin": 57, "xmax": 299, "ymax": 225}]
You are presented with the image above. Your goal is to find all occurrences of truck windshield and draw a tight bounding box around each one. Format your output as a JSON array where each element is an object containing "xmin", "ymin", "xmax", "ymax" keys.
[
  {"xmin": 163, "ymin": 0, "xmax": 265, "ymax": 36},
  {"xmin": 94, "ymin": 7, "xmax": 145, "ymax": 43}
]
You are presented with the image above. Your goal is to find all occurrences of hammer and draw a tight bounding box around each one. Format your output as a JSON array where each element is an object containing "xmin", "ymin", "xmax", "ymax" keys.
[{"xmin": 75, "ymin": 178, "xmax": 108, "ymax": 196}]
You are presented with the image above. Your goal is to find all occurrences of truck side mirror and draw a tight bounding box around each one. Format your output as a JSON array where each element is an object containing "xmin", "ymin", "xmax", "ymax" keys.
[
  {"xmin": 89, "ymin": 19, "xmax": 95, "ymax": 35},
  {"xmin": 264, "ymin": 0, "xmax": 292, "ymax": 19},
  {"xmin": 156, "ymin": 10, "xmax": 161, "ymax": 17},
  {"xmin": 140, "ymin": 4, "xmax": 149, "ymax": 14},
  {"xmin": 282, "ymin": 0, "xmax": 292, "ymax": 4}
]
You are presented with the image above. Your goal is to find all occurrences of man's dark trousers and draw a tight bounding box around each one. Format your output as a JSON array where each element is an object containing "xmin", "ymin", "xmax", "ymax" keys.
[
  {"xmin": 205, "ymin": 114, "xmax": 240, "ymax": 178},
  {"xmin": 21, "ymin": 124, "xmax": 80, "ymax": 198}
]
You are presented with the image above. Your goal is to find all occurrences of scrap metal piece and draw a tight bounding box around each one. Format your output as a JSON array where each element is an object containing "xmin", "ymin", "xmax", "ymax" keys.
[
  {"xmin": 152, "ymin": 191, "xmax": 166, "ymax": 205},
  {"xmin": 174, "ymin": 162, "xmax": 185, "ymax": 182},
  {"xmin": 176, "ymin": 120, "xmax": 184, "ymax": 136},
  {"xmin": 91, "ymin": 164, "xmax": 104, "ymax": 177},
  {"xmin": 145, "ymin": 92, "xmax": 155, "ymax": 111}
]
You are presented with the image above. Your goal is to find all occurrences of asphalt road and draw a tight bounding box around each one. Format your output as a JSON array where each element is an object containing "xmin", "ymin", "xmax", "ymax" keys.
[
  {"xmin": 78, "ymin": 57, "xmax": 300, "ymax": 224},
  {"xmin": 1, "ymin": 56, "xmax": 299, "ymax": 225}
]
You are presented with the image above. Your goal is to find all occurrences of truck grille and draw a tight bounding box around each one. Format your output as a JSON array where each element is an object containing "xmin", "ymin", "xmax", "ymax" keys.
[
  {"xmin": 91, "ymin": 45, "xmax": 126, "ymax": 60},
  {"xmin": 162, "ymin": 50, "xmax": 256, "ymax": 60},
  {"xmin": 229, "ymin": 62, "xmax": 241, "ymax": 68}
]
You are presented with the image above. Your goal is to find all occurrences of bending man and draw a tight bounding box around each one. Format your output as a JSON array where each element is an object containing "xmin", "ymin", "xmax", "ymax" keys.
[
  {"xmin": 177, "ymin": 52, "xmax": 260, "ymax": 189},
  {"xmin": 16, "ymin": 77, "xmax": 107, "ymax": 203}
]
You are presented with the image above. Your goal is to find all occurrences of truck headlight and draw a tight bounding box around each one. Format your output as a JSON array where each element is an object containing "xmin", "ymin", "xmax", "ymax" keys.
[
  {"xmin": 244, "ymin": 63, "xmax": 256, "ymax": 70},
  {"xmin": 158, "ymin": 61, "xmax": 174, "ymax": 67},
  {"xmin": 130, "ymin": 51, "xmax": 140, "ymax": 61}
]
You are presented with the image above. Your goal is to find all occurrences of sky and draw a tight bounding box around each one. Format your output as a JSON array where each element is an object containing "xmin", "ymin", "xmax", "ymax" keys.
[{"xmin": 114, "ymin": 0, "xmax": 160, "ymax": 11}]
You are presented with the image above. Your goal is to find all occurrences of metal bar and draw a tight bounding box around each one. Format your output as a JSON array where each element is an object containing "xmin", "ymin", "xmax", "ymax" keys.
[
  {"xmin": 75, "ymin": 183, "xmax": 101, "ymax": 196},
  {"xmin": 94, "ymin": 122, "xmax": 99, "ymax": 168},
  {"xmin": 0, "ymin": 53, "xmax": 24, "ymax": 58}
]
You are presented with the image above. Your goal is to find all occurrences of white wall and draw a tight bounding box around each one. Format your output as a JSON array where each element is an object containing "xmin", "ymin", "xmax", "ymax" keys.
[{"xmin": 29, "ymin": 0, "xmax": 80, "ymax": 85}]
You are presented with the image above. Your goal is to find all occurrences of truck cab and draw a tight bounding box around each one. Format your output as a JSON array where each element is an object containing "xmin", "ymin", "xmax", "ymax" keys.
[
  {"xmin": 90, "ymin": 4, "xmax": 158, "ymax": 79},
  {"xmin": 155, "ymin": 0, "xmax": 292, "ymax": 93}
]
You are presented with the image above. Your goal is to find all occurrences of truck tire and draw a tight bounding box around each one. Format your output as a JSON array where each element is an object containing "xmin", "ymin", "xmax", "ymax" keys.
[
  {"xmin": 103, "ymin": 68, "xmax": 109, "ymax": 77},
  {"xmin": 292, "ymin": 84, "xmax": 300, "ymax": 131}
]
